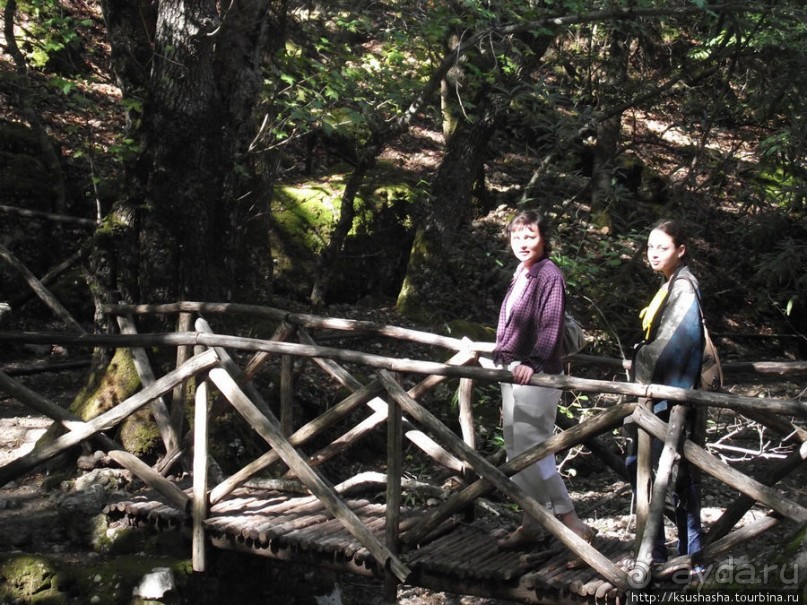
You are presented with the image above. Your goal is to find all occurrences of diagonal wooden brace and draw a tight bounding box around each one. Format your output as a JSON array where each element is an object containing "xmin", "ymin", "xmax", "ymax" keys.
[
  {"xmin": 378, "ymin": 370, "xmax": 627, "ymax": 590},
  {"xmin": 207, "ymin": 366, "xmax": 412, "ymax": 583},
  {"xmin": 634, "ymin": 404, "xmax": 689, "ymax": 568}
]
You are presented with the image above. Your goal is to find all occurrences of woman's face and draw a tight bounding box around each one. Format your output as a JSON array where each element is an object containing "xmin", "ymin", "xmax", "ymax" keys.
[
  {"xmin": 510, "ymin": 224, "xmax": 545, "ymax": 267},
  {"xmin": 647, "ymin": 228, "xmax": 685, "ymax": 278}
]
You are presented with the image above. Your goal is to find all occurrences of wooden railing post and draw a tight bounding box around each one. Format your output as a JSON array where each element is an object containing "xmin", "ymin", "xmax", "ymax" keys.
[
  {"xmin": 634, "ymin": 404, "xmax": 688, "ymax": 577},
  {"xmin": 280, "ymin": 354, "xmax": 294, "ymax": 436},
  {"xmin": 192, "ymin": 345, "xmax": 210, "ymax": 572},
  {"xmin": 632, "ymin": 406, "xmax": 807, "ymax": 522},
  {"xmin": 458, "ymin": 373, "xmax": 476, "ymax": 522},
  {"xmin": 170, "ymin": 311, "xmax": 193, "ymax": 439},
  {"xmin": 384, "ymin": 373, "xmax": 403, "ymax": 604},
  {"xmin": 634, "ymin": 397, "xmax": 652, "ymax": 551}
]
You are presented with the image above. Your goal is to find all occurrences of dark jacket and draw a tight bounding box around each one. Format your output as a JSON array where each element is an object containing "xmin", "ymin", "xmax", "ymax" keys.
[
  {"xmin": 633, "ymin": 265, "xmax": 704, "ymax": 413},
  {"xmin": 494, "ymin": 258, "xmax": 565, "ymax": 375}
]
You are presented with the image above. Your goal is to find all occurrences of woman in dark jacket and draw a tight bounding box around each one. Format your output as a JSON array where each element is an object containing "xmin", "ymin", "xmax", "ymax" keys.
[{"xmin": 628, "ymin": 218, "xmax": 705, "ymax": 565}]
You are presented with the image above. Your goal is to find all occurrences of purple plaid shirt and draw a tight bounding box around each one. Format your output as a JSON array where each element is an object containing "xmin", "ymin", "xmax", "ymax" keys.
[{"xmin": 493, "ymin": 257, "xmax": 565, "ymax": 374}]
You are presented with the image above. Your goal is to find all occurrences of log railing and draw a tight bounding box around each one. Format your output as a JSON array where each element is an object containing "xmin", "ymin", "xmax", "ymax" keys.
[{"xmin": 1, "ymin": 301, "xmax": 806, "ymax": 597}]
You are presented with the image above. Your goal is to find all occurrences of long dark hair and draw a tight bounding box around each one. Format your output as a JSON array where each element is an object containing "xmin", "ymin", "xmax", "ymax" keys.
[
  {"xmin": 506, "ymin": 210, "xmax": 553, "ymax": 257},
  {"xmin": 651, "ymin": 218, "xmax": 688, "ymax": 261}
]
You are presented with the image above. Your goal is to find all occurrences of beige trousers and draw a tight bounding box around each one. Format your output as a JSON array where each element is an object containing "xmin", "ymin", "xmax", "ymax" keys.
[{"xmin": 499, "ymin": 362, "xmax": 574, "ymax": 515}]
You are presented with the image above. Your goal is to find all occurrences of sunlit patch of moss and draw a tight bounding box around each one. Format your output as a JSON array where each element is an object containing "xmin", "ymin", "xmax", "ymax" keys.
[
  {"xmin": 71, "ymin": 348, "xmax": 141, "ymax": 421},
  {"xmin": 442, "ymin": 319, "xmax": 495, "ymax": 343},
  {"xmin": 0, "ymin": 554, "xmax": 65, "ymax": 603},
  {"xmin": 271, "ymin": 181, "xmax": 344, "ymax": 283},
  {"xmin": 118, "ymin": 411, "xmax": 161, "ymax": 457}
]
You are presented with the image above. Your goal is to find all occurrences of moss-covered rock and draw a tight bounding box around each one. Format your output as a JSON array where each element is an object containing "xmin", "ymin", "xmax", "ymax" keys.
[
  {"xmin": 442, "ymin": 319, "xmax": 495, "ymax": 344},
  {"xmin": 270, "ymin": 164, "xmax": 418, "ymax": 303},
  {"xmin": 0, "ymin": 554, "xmax": 66, "ymax": 604}
]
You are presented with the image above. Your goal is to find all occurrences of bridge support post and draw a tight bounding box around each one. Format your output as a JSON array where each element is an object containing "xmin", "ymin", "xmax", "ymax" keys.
[
  {"xmin": 635, "ymin": 404, "xmax": 688, "ymax": 569},
  {"xmin": 634, "ymin": 397, "xmax": 652, "ymax": 551},
  {"xmin": 192, "ymin": 347, "xmax": 210, "ymax": 572},
  {"xmin": 384, "ymin": 380, "xmax": 403, "ymax": 604}
]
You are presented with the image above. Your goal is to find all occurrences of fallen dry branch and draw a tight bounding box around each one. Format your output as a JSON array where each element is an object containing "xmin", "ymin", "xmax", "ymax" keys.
[{"xmin": 0, "ymin": 243, "xmax": 84, "ymax": 333}]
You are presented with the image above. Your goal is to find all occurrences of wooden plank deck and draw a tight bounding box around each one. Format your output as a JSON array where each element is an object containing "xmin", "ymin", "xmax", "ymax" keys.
[{"xmin": 105, "ymin": 487, "xmax": 642, "ymax": 604}]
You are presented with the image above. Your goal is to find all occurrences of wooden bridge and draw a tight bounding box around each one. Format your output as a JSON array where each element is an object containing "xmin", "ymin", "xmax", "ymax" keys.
[{"xmin": 1, "ymin": 301, "xmax": 805, "ymax": 604}]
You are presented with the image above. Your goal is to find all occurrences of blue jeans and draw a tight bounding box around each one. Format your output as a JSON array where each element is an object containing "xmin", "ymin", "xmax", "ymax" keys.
[{"xmin": 625, "ymin": 406, "xmax": 703, "ymax": 563}]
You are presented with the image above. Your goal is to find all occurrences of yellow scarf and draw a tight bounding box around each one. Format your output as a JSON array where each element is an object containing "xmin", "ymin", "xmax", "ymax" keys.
[{"xmin": 639, "ymin": 284, "xmax": 669, "ymax": 340}]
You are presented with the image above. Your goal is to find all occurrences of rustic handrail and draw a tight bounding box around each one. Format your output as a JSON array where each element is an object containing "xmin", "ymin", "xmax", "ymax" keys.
[
  {"xmin": 0, "ymin": 330, "xmax": 804, "ymax": 417},
  {"xmin": 101, "ymin": 301, "xmax": 496, "ymax": 353}
]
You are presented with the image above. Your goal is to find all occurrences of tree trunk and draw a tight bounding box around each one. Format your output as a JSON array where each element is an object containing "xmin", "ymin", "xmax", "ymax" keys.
[
  {"xmin": 94, "ymin": 0, "xmax": 285, "ymax": 310},
  {"xmin": 78, "ymin": 1, "xmax": 287, "ymax": 465},
  {"xmin": 396, "ymin": 109, "xmax": 497, "ymax": 321},
  {"xmin": 99, "ymin": 0, "xmax": 155, "ymax": 129},
  {"xmin": 590, "ymin": 28, "xmax": 629, "ymax": 228},
  {"xmin": 397, "ymin": 27, "xmax": 556, "ymax": 320}
]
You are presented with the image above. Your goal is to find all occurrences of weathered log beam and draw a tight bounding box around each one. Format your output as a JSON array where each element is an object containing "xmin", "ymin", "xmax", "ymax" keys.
[
  {"xmin": 705, "ymin": 441, "xmax": 807, "ymax": 544},
  {"xmin": 574, "ymin": 353, "xmax": 807, "ymax": 377},
  {"xmin": 0, "ymin": 349, "xmax": 218, "ymax": 487},
  {"xmin": 294, "ymin": 397, "xmax": 465, "ymax": 477},
  {"xmin": 102, "ymin": 301, "xmax": 495, "ymax": 353},
  {"xmin": 107, "ymin": 450, "xmax": 190, "ymax": 512},
  {"xmin": 402, "ymin": 401, "xmax": 635, "ymax": 546},
  {"xmin": 209, "ymin": 380, "xmax": 386, "ymax": 505},
  {"xmin": 555, "ymin": 411, "xmax": 627, "ymax": 480},
  {"xmin": 242, "ymin": 322, "xmax": 297, "ymax": 381},
  {"xmin": 385, "ymin": 378, "xmax": 404, "ymax": 598},
  {"xmin": 0, "ymin": 369, "xmax": 190, "ymax": 511},
  {"xmin": 294, "ymin": 327, "xmax": 471, "ymax": 474},
  {"xmin": 192, "ymin": 360, "xmax": 210, "ymax": 572},
  {"xmin": 169, "ymin": 311, "xmax": 194, "ymax": 454},
  {"xmin": 635, "ymin": 405, "xmax": 689, "ymax": 568},
  {"xmin": 196, "ymin": 318, "xmax": 452, "ymax": 504},
  {"xmin": 654, "ymin": 513, "xmax": 782, "ymax": 580},
  {"xmin": 104, "ymin": 303, "xmax": 807, "ymax": 379}
]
